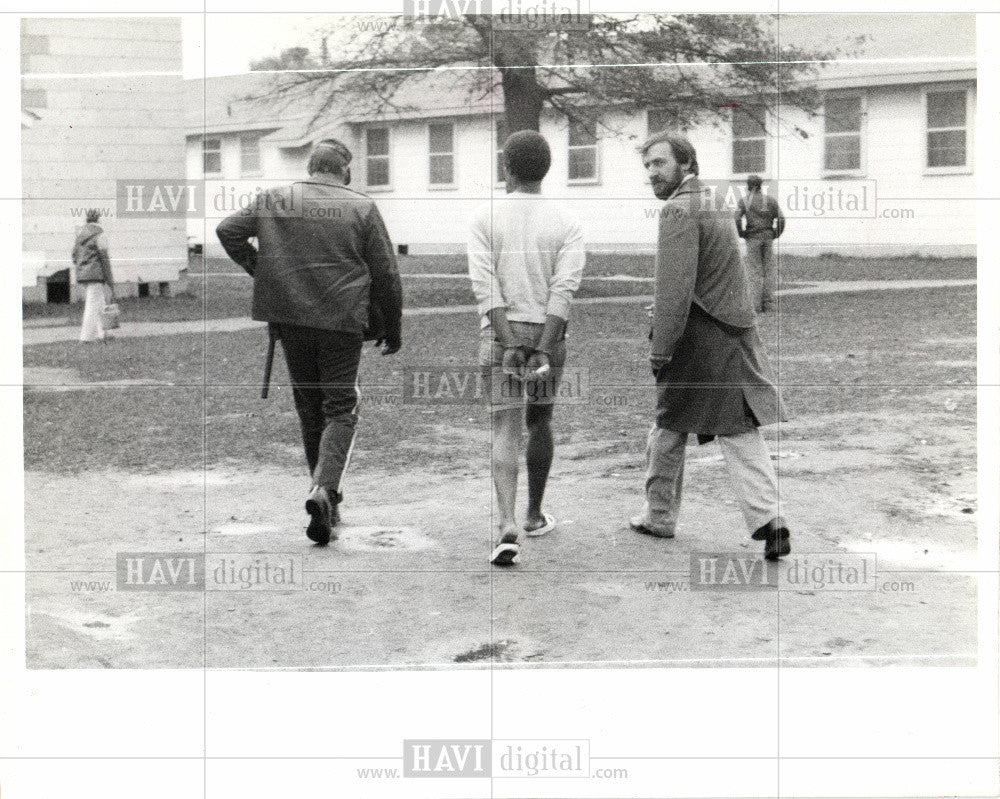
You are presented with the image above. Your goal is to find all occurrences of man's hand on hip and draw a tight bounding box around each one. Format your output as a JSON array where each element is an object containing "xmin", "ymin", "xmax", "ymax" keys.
[
  {"xmin": 650, "ymin": 355, "xmax": 670, "ymax": 377},
  {"xmin": 376, "ymin": 334, "xmax": 402, "ymax": 355}
]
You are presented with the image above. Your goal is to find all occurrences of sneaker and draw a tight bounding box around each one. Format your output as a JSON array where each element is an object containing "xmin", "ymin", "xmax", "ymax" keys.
[{"xmin": 490, "ymin": 531, "xmax": 520, "ymax": 565}]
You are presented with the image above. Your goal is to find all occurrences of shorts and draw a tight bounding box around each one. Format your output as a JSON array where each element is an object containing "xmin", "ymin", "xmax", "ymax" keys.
[{"xmin": 479, "ymin": 321, "xmax": 567, "ymax": 411}]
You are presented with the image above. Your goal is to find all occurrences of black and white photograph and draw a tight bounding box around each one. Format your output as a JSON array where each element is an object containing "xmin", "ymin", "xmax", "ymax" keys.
[{"xmin": 3, "ymin": 2, "xmax": 998, "ymax": 797}]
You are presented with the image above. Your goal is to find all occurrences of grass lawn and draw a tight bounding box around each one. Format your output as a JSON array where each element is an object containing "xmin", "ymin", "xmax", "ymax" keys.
[
  {"xmin": 583, "ymin": 252, "xmax": 975, "ymax": 282},
  {"xmin": 24, "ymin": 274, "xmax": 975, "ymax": 474},
  {"xmin": 23, "ymin": 254, "xmax": 975, "ymax": 327}
]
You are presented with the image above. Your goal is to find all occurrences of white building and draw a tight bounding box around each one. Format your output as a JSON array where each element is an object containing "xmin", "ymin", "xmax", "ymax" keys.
[
  {"xmin": 22, "ymin": 17, "xmax": 187, "ymax": 303},
  {"xmin": 187, "ymin": 14, "xmax": 976, "ymax": 260}
]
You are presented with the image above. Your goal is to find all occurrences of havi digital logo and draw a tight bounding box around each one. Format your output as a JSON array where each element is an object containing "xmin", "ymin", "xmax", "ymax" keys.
[
  {"xmin": 403, "ymin": 739, "xmax": 491, "ymax": 778},
  {"xmin": 403, "ymin": 0, "xmax": 491, "ymax": 17}
]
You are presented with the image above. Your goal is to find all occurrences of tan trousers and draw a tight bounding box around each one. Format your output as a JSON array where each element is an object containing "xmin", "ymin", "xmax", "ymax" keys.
[
  {"xmin": 79, "ymin": 283, "xmax": 106, "ymax": 342},
  {"xmin": 643, "ymin": 425, "xmax": 780, "ymax": 535}
]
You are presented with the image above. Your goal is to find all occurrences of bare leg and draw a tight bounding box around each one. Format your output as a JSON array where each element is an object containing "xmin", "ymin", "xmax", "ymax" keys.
[
  {"xmin": 491, "ymin": 407, "xmax": 523, "ymax": 535},
  {"xmin": 524, "ymin": 403, "xmax": 554, "ymax": 529}
]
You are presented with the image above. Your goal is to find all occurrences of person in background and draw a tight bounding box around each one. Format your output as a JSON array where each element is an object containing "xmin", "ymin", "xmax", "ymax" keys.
[
  {"xmin": 73, "ymin": 209, "xmax": 115, "ymax": 343},
  {"xmin": 467, "ymin": 130, "xmax": 585, "ymax": 566},
  {"xmin": 734, "ymin": 174, "xmax": 786, "ymax": 313}
]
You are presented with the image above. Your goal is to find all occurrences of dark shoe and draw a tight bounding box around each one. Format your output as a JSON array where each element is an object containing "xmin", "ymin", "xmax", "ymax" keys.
[
  {"xmin": 490, "ymin": 531, "xmax": 520, "ymax": 566},
  {"xmin": 752, "ymin": 518, "xmax": 790, "ymax": 560},
  {"xmin": 629, "ymin": 515, "xmax": 675, "ymax": 539},
  {"xmin": 305, "ymin": 485, "xmax": 337, "ymax": 545}
]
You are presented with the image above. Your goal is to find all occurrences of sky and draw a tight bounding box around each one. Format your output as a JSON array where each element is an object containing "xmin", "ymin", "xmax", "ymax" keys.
[
  {"xmin": 183, "ymin": 15, "xmax": 331, "ymax": 79},
  {"xmin": 182, "ymin": 13, "xmax": 976, "ymax": 80}
]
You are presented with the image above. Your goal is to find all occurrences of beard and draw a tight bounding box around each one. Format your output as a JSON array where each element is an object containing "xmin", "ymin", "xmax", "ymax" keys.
[{"xmin": 651, "ymin": 165, "xmax": 686, "ymax": 200}]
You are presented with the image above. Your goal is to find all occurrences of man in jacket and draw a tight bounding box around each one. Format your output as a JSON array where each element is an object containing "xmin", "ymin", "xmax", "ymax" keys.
[
  {"xmin": 630, "ymin": 133, "xmax": 791, "ymax": 560},
  {"xmin": 734, "ymin": 174, "xmax": 786, "ymax": 312},
  {"xmin": 216, "ymin": 139, "xmax": 403, "ymax": 545}
]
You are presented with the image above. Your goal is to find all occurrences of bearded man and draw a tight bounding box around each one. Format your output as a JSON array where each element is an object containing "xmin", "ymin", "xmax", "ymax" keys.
[{"xmin": 630, "ymin": 132, "xmax": 791, "ymax": 560}]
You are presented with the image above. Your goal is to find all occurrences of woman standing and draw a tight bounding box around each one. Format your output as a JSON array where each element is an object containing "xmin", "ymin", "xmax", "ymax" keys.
[{"xmin": 73, "ymin": 209, "xmax": 115, "ymax": 342}]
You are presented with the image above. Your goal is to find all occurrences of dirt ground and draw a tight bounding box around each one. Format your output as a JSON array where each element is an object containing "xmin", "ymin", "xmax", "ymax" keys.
[{"xmin": 24, "ymin": 392, "xmax": 977, "ymax": 670}]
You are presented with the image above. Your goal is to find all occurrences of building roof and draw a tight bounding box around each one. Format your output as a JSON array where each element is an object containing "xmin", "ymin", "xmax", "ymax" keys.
[{"xmin": 185, "ymin": 71, "xmax": 324, "ymax": 139}]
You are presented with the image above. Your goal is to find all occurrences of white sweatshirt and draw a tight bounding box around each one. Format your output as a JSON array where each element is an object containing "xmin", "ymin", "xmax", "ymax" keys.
[{"xmin": 467, "ymin": 192, "xmax": 585, "ymax": 327}]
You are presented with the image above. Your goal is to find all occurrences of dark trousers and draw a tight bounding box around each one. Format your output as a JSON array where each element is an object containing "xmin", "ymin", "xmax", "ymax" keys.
[
  {"xmin": 745, "ymin": 232, "xmax": 776, "ymax": 310},
  {"xmin": 276, "ymin": 324, "xmax": 364, "ymax": 498}
]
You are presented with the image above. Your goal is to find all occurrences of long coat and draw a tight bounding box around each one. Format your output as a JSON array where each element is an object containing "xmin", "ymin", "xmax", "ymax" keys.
[{"xmin": 650, "ymin": 176, "xmax": 786, "ymax": 437}]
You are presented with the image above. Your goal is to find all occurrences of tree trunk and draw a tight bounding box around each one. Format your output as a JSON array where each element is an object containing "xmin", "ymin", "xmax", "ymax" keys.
[{"xmin": 500, "ymin": 66, "xmax": 546, "ymax": 132}]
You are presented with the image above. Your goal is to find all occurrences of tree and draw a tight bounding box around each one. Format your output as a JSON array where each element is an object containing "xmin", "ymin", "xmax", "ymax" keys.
[
  {"xmin": 244, "ymin": 14, "xmax": 849, "ymax": 139},
  {"xmin": 250, "ymin": 46, "xmax": 319, "ymax": 73}
]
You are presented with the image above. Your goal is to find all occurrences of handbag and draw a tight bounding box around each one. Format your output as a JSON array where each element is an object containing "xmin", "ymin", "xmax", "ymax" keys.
[
  {"xmin": 100, "ymin": 285, "xmax": 121, "ymax": 330},
  {"xmin": 101, "ymin": 302, "xmax": 121, "ymax": 330}
]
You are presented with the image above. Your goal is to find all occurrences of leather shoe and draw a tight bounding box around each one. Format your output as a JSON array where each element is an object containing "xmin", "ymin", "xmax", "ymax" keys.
[
  {"xmin": 752, "ymin": 517, "xmax": 790, "ymax": 560},
  {"xmin": 305, "ymin": 485, "xmax": 338, "ymax": 545},
  {"xmin": 629, "ymin": 516, "xmax": 675, "ymax": 539}
]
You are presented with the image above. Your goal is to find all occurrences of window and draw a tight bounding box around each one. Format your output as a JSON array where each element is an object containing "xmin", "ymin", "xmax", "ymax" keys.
[
  {"xmin": 202, "ymin": 138, "xmax": 221, "ymax": 175},
  {"xmin": 240, "ymin": 134, "xmax": 262, "ymax": 175},
  {"xmin": 428, "ymin": 122, "xmax": 455, "ymax": 186},
  {"xmin": 21, "ymin": 88, "xmax": 47, "ymax": 109},
  {"xmin": 824, "ymin": 95, "xmax": 863, "ymax": 172},
  {"xmin": 495, "ymin": 118, "xmax": 509, "ymax": 183},
  {"xmin": 21, "ymin": 34, "xmax": 49, "ymax": 56},
  {"xmin": 567, "ymin": 120, "xmax": 598, "ymax": 182},
  {"xmin": 365, "ymin": 127, "xmax": 390, "ymax": 188},
  {"xmin": 731, "ymin": 107, "xmax": 766, "ymax": 174},
  {"xmin": 926, "ymin": 89, "xmax": 967, "ymax": 168},
  {"xmin": 647, "ymin": 108, "xmax": 678, "ymax": 136}
]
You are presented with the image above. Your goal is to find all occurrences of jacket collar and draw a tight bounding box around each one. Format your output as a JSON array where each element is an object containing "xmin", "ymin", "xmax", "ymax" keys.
[
  {"xmin": 302, "ymin": 173, "xmax": 349, "ymax": 188},
  {"xmin": 666, "ymin": 173, "xmax": 699, "ymax": 201}
]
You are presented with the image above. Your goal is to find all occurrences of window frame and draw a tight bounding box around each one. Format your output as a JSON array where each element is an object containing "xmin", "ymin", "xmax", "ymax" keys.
[
  {"xmin": 730, "ymin": 105, "xmax": 768, "ymax": 177},
  {"xmin": 364, "ymin": 126, "xmax": 392, "ymax": 191},
  {"xmin": 494, "ymin": 117, "xmax": 508, "ymax": 187},
  {"xmin": 21, "ymin": 87, "xmax": 47, "ymax": 109},
  {"xmin": 822, "ymin": 92, "xmax": 867, "ymax": 177},
  {"xmin": 923, "ymin": 84, "xmax": 973, "ymax": 175},
  {"xmin": 202, "ymin": 137, "xmax": 222, "ymax": 177},
  {"xmin": 239, "ymin": 133, "xmax": 263, "ymax": 177},
  {"xmin": 427, "ymin": 121, "xmax": 457, "ymax": 189},
  {"xmin": 566, "ymin": 119, "xmax": 600, "ymax": 185}
]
